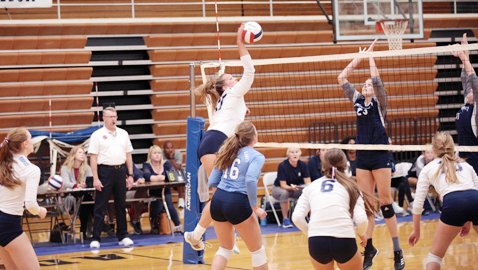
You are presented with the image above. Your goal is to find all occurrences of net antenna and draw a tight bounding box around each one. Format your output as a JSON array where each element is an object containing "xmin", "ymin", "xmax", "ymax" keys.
[{"xmin": 377, "ymin": 19, "xmax": 408, "ymax": 50}]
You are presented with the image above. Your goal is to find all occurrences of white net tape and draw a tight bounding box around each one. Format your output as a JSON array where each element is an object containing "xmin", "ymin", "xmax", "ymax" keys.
[{"xmin": 381, "ymin": 20, "xmax": 408, "ymax": 51}]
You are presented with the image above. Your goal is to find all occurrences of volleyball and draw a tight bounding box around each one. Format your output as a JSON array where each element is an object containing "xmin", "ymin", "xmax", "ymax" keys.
[
  {"xmin": 242, "ymin": 21, "xmax": 263, "ymax": 44},
  {"xmin": 48, "ymin": 175, "xmax": 63, "ymax": 191}
]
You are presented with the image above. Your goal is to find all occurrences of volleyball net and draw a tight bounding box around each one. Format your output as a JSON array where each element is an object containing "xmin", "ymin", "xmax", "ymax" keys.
[{"xmin": 200, "ymin": 43, "xmax": 478, "ymax": 156}]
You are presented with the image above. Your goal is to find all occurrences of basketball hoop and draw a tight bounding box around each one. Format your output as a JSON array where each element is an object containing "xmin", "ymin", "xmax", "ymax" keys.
[{"xmin": 376, "ymin": 19, "xmax": 408, "ymax": 50}]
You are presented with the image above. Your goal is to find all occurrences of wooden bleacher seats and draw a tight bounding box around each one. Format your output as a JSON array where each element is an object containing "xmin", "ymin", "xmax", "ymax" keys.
[
  {"xmin": 0, "ymin": 82, "xmax": 93, "ymax": 97},
  {"xmin": 0, "ymin": 112, "xmax": 94, "ymax": 128},
  {"xmin": 0, "ymin": 97, "xmax": 92, "ymax": 113},
  {"xmin": 0, "ymin": 67, "xmax": 92, "ymax": 82}
]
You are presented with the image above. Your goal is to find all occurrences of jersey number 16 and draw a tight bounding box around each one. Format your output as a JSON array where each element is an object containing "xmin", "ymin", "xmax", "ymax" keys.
[{"xmin": 223, "ymin": 158, "xmax": 241, "ymax": 180}]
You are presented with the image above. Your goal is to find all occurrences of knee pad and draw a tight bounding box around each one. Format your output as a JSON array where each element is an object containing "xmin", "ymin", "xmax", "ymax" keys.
[
  {"xmin": 251, "ymin": 245, "xmax": 267, "ymax": 267},
  {"xmin": 426, "ymin": 253, "xmax": 443, "ymax": 267},
  {"xmin": 215, "ymin": 247, "xmax": 233, "ymax": 262},
  {"xmin": 381, "ymin": 204, "xmax": 395, "ymax": 218}
]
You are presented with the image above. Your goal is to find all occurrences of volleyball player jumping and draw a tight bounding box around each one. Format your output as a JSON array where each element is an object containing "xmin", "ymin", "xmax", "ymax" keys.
[
  {"xmin": 408, "ymin": 132, "xmax": 478, "ymax": 270},
  {"xmin": 184, "ymin": 22, "xmax": 255, "ymax": 252},
  {"xmin": 208, "ymin": 121, "xmax": 268, "ymax": 270},
  {"xmin": 454, "ymin": 34, "xmax": 478, "ymax": 174},
  {"xmin": 337, "ymin": 38, "xmax": 405, "ymax": 270},
  {"xmin": 292, "ymin": 148, "xmax": 375, "ymax": 270}
]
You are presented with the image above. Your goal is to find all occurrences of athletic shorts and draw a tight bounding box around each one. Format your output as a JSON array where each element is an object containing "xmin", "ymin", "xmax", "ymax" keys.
[
  {"xmin": 308, "ymin": 236, "xmax": 358, "ymax": 264},
  {"xmin": 197, "ymin": 130, "xmax": 228, "ymax": 160},
  {"xmin": 210, "ymin": 188, "xmax": 253, "ymax": 225},
  {"xmin": 0, "ymin": 211, "xmax": 23, "ymax": 247},
  {"xmin": 356, "ymin": 150, "xmax": 392, "ymax": 171},
  {"xmin": 440, "ymin": 189, "xmax": 478, "ymax": 226}
]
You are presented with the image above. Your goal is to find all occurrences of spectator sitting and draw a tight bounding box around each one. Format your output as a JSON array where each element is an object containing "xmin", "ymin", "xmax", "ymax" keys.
[
  {"xmin": 142, "ymin": 145, "xmax": 182, "ymax": 234},
  {"xmin": 60, "ymin": 146, "xmax": 94, "ymax": 240},
  {"xmin": 126, "ymin": 164, "xmax": 147, "ymax": 235},
  {"xmin": 163, "ymin": 141, "xmax": 185, "ymax": 208},
  {"xmin": 407, "ymin": 146, "xmax": 434, "ymax": 188},
  {"xmin": 307, "ymin": 149, "xmax": 327, "ymax": 181},
  {"xmin": 341, "ymin": 136, "xmax": 357, "ymax": 180},
  {"xmin": 272, "ymin": 147, "xmax": 311, "ymax": 228}
]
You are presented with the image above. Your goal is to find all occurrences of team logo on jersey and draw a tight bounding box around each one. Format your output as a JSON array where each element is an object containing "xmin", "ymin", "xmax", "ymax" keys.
[
  {"xmin": 103, "ymin": 135, "xmax": 107, "ymax": 140},
  {"xmin": 298, "ymin": 172, "xmax": 301, "ymax": 177}
]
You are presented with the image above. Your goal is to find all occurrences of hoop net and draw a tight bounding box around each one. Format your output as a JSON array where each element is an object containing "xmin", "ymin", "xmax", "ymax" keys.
[{"xmin": 379, "ymin": 20, "xmax": 408, "ymax": 51}]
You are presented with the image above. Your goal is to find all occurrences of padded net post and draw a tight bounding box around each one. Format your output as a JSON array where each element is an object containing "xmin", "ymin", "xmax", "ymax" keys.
[{"xmin": 380, "ymin": 20, "xmax": 408, "ymax": 50}]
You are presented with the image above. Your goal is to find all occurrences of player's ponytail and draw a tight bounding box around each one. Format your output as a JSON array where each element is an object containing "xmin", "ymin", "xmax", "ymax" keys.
[
  {"xmin": 431, "ymin": 132, "xmax": 462, "ymax": 184},
  {"xmin": 0, "ymin": 127, "xmax": 28, "ymax": 189},
  {"xmin": 195, "ymin": 74, "xmax": 226, "ymax": 108},
  {"xmin": 322, "ymin": 148, "xmax": 375, "ymax": 219},
  {"xmin": 214, "ymin": 121, "xmax": 257, "ymax": 171}
]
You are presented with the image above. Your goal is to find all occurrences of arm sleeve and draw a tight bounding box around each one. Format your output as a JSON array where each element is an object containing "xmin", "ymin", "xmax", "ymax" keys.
[
  {"xmin": 353, "ymin": 195, "xmax": 369, "ymax": 236},
  {"xmin": 133, "ymin": 164, "xmax": 143, "ymax": 182},
  {"xmin": 142, "ymin": 163, "xmax": 153, "ymax": 182},
  {"xmin": 24, "ymin": 166, "xmax": 41, "ymax": 215},
  {"xmin": 208, "ymin": 168, "xmax": 222, "ymax": 188},
  {"xmin": 245, "ymin": 155, "xmax": 266, "ymax": 207},
  {"xmin": 372, "ymin": 77, "xmax": 388, "ymax": 118},
  {"xmin": 291, "ymin": 187, "xmax": 310, "ymax": 235},
  {"xmin": 342, "ymin": 82, "xmax": 362, "ymax": 103},
  {"xmin": 87, "ymin": 132, "xmax": 99, "ymax": 155},
  {"xmin": 229, "ymin": 54, "xmax": 255, "ymax": 97},
  {"xmin": 307, "ymin": 157, "xmax": 320, "ymax": 181},
  {"xmin": 462, "ymin": 68, "xmax": 472, "ymax": 99},
  {"xmin": 60, "ymin": 166, "xmax": 75, "ymax": 189},
  {"xmin": 412, "ymin": 167, "xmax": 431, "ymax": 215}
]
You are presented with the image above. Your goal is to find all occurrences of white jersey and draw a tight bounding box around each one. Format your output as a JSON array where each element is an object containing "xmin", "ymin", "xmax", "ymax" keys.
[
  {"xmin": 413, "ymin": 157, "xmax": 478, "ymax": 215},
  {"xmin": 292, "ymin": 176, "xmax": 368, "ymax": 238},
  {"xmin": 208, "ymin": 54, "xmax": 255, "ymax": 137},
  {"xmin": 0, "ymin": 154, "xmax": 41, "ymax": 216}
]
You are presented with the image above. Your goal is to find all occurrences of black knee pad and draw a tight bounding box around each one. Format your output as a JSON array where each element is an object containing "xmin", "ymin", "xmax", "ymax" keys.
[{"xmin": 380, "ymin": 204, "xmax": 395, "ymax": 218}]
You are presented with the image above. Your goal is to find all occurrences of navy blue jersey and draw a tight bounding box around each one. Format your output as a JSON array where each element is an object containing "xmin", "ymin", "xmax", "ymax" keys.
[
  {"xmin": 307, "ymin": 155, "xmax": 323, "ymax": 181},
  {"xmin": 343, "ymin": 77, "xmax": 389, "ymax": 145},
  {"xmin": 456, "ymin": 70, "xmax": 478, "ymax": 160},
  {"xmin": 274, "ymin": 159, "xmax": 310, "ymax": 186}
]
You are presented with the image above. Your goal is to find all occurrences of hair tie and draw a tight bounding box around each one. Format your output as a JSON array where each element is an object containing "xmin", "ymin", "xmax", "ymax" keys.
[
  {"xmin": 331, "ymin": 167, "xmax": 336, "ymax": 179},
  {"xmin": 235, "ymin": 133, "xmax": 239, "ymax": 138},
  {"xmin": 3, "ymin": 138, "xmax": 8, "ymax": 144},
  {"xmin": 211, "ymin": 77, "xmax": 216, "ymax": 90}
]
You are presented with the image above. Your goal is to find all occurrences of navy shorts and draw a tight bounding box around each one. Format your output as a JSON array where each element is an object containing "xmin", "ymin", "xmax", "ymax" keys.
[
  {"xmin": 308, "ymin": 236, "xmax": 358, "ymax": 264},
  {"xmin": 197, "ymin": 130, "xmax": 228, "ymax": 160},
  {"xmin": 0, "ymin": 211, "xmax": 23, "ymax": 247},
  {"xmin": 356, "ymin": 150, "xmax": 392, "ymax": 171},
  {"xmin": 440, "ymin": 189, "xmax": 478, "ymax": 226},
  {"xmin": 210, "ymin": 188, "xmax": 253, "ymax": 225}
]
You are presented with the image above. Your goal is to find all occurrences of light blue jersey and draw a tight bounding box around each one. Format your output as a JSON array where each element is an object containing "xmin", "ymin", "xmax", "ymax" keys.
[{"xmin": 209, "ymin": 146, "xmax": 265, "ymax": 207}]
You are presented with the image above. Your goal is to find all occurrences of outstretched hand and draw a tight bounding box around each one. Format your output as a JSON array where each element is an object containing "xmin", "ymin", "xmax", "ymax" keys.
[
  {"xmin": 449, "ymin": 44, "xmax": 465, "ymax": 59},
  {"xmin": 237, "ymin": 22, "xmax": 246, "ymax": 44},
  {"xmin": 359, "ymin": 38, "xmax": 379, "ymax": 53}
]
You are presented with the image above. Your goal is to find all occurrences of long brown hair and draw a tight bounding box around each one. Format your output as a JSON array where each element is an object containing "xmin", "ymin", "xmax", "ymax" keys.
[
  {"xmin": 62, "ymin": 146, "xmax": 88, "ymax": 184},
  {"xmin": 214, "ymin": 121, "xmax": 257, "ymax": 171},
  {"xmin": 195, "ymin": 74, "xmax": 226, "ymax": 108},
  {"xmin": 431, "ymin": 132, "xmax": 462, "ymax": 184},
  {"xmin": 322, "ymin": 148, "xmax": 375, "ymax": 219},
  {"xmin": 0, "ymin": 127, "xmax": 29, "ymax": 189}
]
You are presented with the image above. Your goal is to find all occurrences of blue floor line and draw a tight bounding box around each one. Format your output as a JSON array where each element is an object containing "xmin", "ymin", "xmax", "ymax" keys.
[{"xmin": 33, "ymin": 212, "xmax": 441, "ymax": 257}]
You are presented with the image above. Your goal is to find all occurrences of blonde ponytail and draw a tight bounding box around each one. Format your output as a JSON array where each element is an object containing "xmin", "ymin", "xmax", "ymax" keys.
[
  {"xmin": 431, "ymin": 132, "xmax": 462, "ymax": 184},
  {"xmin": 195, "ymin": 74, "xmax": 226, "ymax": 108}
]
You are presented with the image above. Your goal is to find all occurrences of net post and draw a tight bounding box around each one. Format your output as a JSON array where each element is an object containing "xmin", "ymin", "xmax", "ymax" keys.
[
  {"xmin": 183, "ymin": 116, "xmax": 205, "ymax": 264},
  {"xmin": 190, "ymin": 62, "xmax": 196, "ymax": 118}
]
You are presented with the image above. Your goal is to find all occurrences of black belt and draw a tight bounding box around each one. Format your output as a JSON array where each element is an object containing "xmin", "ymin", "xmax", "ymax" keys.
[{"xmin": 99, "ymin": 164, "xmax": 124, "ymax": 169}]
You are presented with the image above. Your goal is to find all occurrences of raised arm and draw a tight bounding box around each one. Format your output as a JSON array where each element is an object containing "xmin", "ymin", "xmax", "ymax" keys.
[
  {"xmin": 230, "ymin": 23, "xmax": 255, "ymax": 97},
  {"xmin": 338, "ymin": 38, "xmax": 378, "ymax": 85}
]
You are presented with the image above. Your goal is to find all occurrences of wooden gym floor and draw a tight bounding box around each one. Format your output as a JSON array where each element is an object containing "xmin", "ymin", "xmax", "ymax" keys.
[{"xmin": 29, "ymin": 219, "xmax": 478, "ymax": 270}]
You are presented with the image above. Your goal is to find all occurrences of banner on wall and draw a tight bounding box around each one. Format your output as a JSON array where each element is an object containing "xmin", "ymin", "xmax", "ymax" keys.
[{"xmin": 0, "ymin": 0, "xmax": 53, "ymax": 8}]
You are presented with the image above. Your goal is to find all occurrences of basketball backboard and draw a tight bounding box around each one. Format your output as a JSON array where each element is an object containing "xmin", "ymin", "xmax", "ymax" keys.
[{"xmin": 333, "ymin": 0, "xmax": 424, "ymax": 41}]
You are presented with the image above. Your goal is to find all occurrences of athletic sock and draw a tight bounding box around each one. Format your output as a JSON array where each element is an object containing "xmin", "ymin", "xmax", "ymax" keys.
[
  {"xmin": 193, "ymin": 225, "xmax": 206, "ymax": 241},
  {"xmin": 392, "ymin": 237, "xmax": 401, "ymax": 252}
]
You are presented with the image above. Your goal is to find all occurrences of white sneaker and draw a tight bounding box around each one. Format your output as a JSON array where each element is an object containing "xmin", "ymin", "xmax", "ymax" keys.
[
  {"xmin": 90, "ymin": 240, "xmax": 100, "ymax": 249},
  {"xmin": 119, "ymin": 237, "xmax": 134, "ymax": 247},
  {"xmin": 184, "ymin": 231, "xmax": 205, "ymax": 251},
  {"xmin": 233, "ymin": 237, "xmax": 240, "ymax": 254},
  {"xmin": 178, "ymin": 198, "xmax": 185, "ymax": 208},
  {"xmin": 392, "ymin": 202, "xmax": 406, "ymax": 214}
]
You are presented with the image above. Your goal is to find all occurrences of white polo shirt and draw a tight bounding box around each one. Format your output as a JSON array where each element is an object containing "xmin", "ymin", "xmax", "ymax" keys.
[
  {"xmin": 0, "ymin": 154, "xmax": 41, "ymax": 216},
  {"xmin": 88, "ymin": 126, "xmax": 133, "ymax": 166}
]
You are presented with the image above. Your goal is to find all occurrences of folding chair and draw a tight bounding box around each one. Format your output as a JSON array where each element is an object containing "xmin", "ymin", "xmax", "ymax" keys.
[{"xmin": 262, "ymin": 172, "xmax": 282, "ymax": 226}]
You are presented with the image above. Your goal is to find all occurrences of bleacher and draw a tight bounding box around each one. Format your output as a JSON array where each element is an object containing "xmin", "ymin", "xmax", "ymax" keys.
[{"xmin": 0, "ymin": 1, "xmax": 477, "ymax": 193}]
